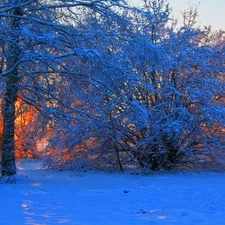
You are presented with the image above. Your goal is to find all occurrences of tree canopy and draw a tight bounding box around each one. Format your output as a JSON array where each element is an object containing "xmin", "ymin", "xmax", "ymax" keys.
[{"xmin": 0, "ymin": 0, "xmax": 225, "ymax": 178}]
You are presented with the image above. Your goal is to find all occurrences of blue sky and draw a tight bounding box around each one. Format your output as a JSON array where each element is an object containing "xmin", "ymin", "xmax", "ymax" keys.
[{"xmin": 129, "ymin": 0, "xmax": 225, "ymax": 31}]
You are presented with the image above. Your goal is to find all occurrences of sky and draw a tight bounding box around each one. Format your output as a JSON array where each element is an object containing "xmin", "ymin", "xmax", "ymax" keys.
[{"xmin": 129, "ymin": 0, "xmax": 225, "ymax": 31}]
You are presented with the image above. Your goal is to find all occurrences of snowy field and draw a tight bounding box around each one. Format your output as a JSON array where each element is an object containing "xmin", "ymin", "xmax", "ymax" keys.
[{"xmin": 1, "ymin": 160, "xmax": 225, "ymax": 225}]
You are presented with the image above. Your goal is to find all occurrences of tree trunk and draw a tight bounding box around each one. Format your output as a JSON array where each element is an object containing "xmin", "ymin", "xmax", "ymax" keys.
[
  {"xmin": 1, "ymin": 5, "xmax": 22, "ymax": 176},
  {"xmin": 2, "ymin": 76, "xmax": 18, "ymax": 176}
]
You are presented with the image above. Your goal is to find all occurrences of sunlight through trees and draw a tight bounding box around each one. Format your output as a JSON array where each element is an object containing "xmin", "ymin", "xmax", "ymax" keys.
[{"xmin": 0, "ymin": 0, "xmax": 224, "ymax": 177}]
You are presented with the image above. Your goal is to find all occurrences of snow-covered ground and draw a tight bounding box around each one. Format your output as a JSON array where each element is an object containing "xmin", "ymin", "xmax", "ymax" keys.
[{"xmin": 1, "ymin": 160, "xmax": 225, "ymax": 225}]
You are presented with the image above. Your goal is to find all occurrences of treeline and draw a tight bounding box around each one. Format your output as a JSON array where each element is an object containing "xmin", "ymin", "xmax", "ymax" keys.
[{"xmin": 0, "ymin": 0, "xmax": 225, "ymax": 177}]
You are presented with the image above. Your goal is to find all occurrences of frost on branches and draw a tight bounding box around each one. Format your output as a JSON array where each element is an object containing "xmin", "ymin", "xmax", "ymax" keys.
[
  {"xmin": 0, "ymin": 0, "xmax": 128, "ymax": 177},
  {"xmin": 0, "ymin": 0, "xmax": 225, "ymax": 176}
]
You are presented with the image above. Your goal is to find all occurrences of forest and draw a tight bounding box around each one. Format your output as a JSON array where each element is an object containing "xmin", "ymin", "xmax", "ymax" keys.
[{"xmin": 0, "ymin": 0, "xmax": 225, "ymax": 180}]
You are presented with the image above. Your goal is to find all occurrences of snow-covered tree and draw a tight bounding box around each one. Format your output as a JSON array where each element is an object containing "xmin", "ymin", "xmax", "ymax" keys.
[
  {"xmin": 1, "ymin": 0, "xmax": 224, "ymax": 176},
  {"xmin": 0, "ymin": 0, "xmax": 128, "ymax": 178},
  {"xmin": 42, "ymin": 6, "xmax": 135, "ymax": 171},
  {"xmin": 121, "ymin": 1, "xmax": 225, "ymax": 170},
  {"xmin": 44, "ymin": 0, "xmax": 225, "ymax": 172}
]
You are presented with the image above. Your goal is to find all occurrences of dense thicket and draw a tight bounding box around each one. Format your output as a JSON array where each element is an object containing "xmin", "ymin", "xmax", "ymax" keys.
[{"xmin": 0, "ymin": 0, "xmax": 225, "ymax": 177}]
